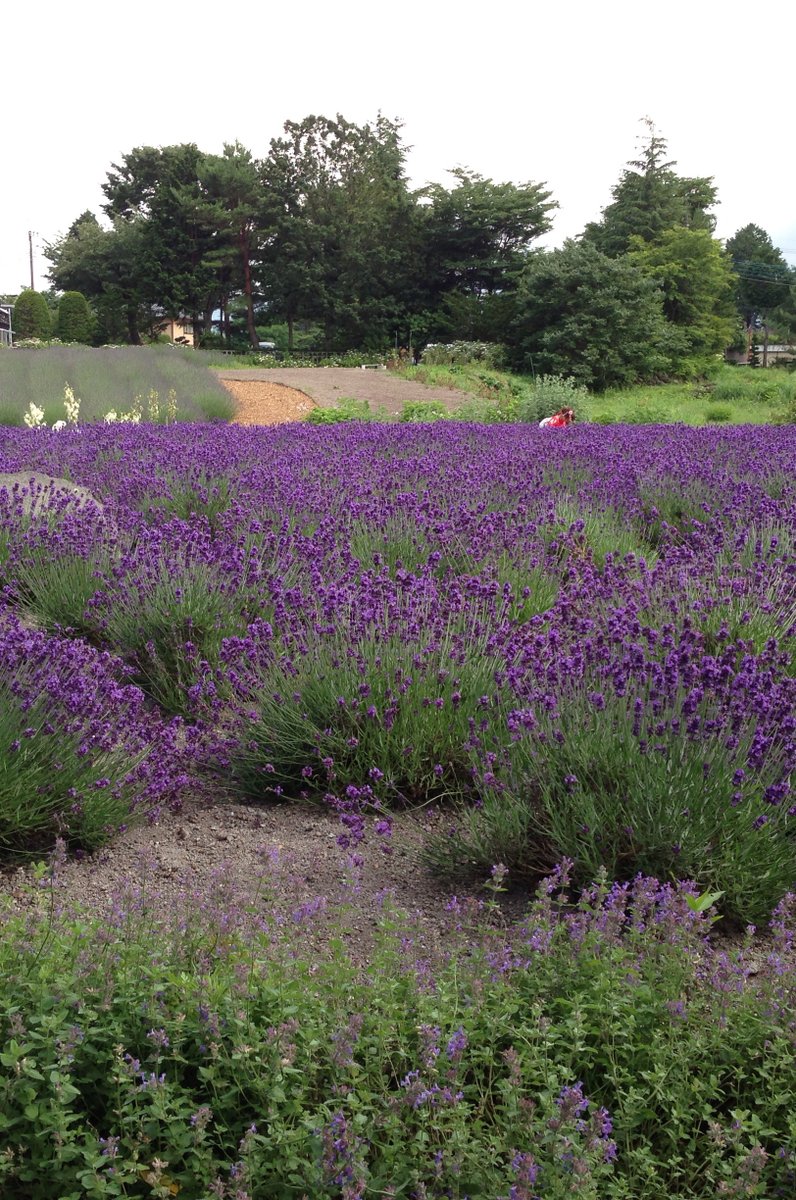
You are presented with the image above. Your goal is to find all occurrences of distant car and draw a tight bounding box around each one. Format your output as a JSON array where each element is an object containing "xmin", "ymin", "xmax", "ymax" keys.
[{"xmin": 258, "ymin": 341, "xmax": 276, "ymax": 351}]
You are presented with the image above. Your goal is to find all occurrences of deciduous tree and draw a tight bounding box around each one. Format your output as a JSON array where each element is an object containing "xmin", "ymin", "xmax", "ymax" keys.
[
  {"xmin": 628, "ymin": 227, "xmax": 737, "ymax": 368},
  {"xmin": 724, "ymin": 223, "xmax": 792, "ymax": 328},
  {"xmin": 261, "ymin": 114, "xmax": 418, "ymax": 350}
]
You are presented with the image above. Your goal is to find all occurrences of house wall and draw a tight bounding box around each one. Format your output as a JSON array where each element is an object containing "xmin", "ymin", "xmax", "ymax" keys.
[{"xmin": 155, "ymin": 317, "xmax": 195, "ymax": 347}]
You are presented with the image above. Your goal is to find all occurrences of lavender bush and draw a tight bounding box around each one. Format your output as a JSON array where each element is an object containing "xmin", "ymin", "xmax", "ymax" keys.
[
  {"xmin": 0, "ymin": 420, "xmax": 794, "ymax": 918},
  {"xmin": 0, "ymin": 615, "xmax": 189, "ymax": 853}
]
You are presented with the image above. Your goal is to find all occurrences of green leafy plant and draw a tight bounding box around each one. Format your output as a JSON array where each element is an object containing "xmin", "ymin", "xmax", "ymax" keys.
[
  {"xmin": 400, "ymin": 399, "xmax": 449, "ymax": 423},
  {"xmin": 304, "ymin": 396, "xmax": 376, "ymax": 424}
]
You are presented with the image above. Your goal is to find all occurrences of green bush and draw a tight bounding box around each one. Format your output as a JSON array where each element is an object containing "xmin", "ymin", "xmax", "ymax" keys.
[
  {"xmin": 57, "ymin": 291, "xmax": 93, "ymax": 344},
  {"xmin": 400, "ymin": 399, "xmax": 449, "ymax": 422},
  {"xmin": 12, "ymin": 291, "xmax": 51, "ymax": 341},
  {"xmin": 304, "ymin": 397, "xmax": 376, "ymax": 424},
  {"xmin": 1, "ymin": 867, "xmax": 794, "ymax": 1199},
  {"xmin": 704, "ymin": 404, "xmax": 732, "ymax": 422},
  {"xmin": 517, "ymin": 374, "xmax": 589, "ymax": 424}
]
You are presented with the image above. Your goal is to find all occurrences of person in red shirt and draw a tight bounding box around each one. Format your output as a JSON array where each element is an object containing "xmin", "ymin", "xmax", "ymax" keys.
[{"xmin": 539, "ymin": 407, "xmax": 575, "ymax": 428}]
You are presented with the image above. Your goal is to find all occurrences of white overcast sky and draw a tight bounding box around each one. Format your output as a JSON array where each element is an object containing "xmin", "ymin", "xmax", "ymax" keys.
[{"xmin": 2, "ymin": 0, "xmax": 794, "ymax": 294}]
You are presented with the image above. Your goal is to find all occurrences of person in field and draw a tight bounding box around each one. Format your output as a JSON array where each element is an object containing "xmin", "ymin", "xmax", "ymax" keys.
[{"xmin": 539, "ymin": 407, "xmax": 575, "ymax": 428}]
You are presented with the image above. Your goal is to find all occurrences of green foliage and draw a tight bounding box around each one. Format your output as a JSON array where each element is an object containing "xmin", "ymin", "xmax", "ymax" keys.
[
  {"xmin": 704, "ymin": 403, "xmax": 732, "ymax": 422},
  {"xmin": 627, "ymin": 227, "xmax": 737, "ymax": 366},
  {"xmin": 304, "ymin": 396, "xmax": 376, "ymax": 424},
  {"xmin": 56, "ymin": 291, "xmax": 93, "ymax": 344},
  {"xmin": 45, "ymin": 213, "xmax": 149, "ymax": 345},
  {"xmin": 582, "ymin": 118, "xmax": 718, "ymax": 257},
  {"xmin": 197, "ymin": 142, "xmax": 270, "ymax": 349},
  {"xmin": 2, "ymin": 868, "xmax": 794, "ymax": 1198},
  {"xmin": 420, "ymin": 167, "xmax": 557, "ymax": 297},
  {"xmin": 519, "ymin": 374, "xmax": 590, "ymax": 423},
  {"xmin": 399, "ymin": 399, "xmax": 449, "ymax": 423},
  {"xmin": 261, "ymin": 114, "xmax": 419, "ymax": 351},
  {"xmin": 725, "ymin": 223, "xmax": 792, "ymax": 326},
  {"xmin": 510, "ymin": 241, "xmax": 673, "ymax": 390},
  {"xmin": 12, "ymin": 291, "xmax": 51, "ymax": 341}
]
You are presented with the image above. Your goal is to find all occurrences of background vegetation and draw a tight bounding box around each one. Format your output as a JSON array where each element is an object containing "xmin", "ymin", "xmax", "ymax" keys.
[{"xmin": 29, "ymin": 116, "xmax": 794, "ymax": 386}]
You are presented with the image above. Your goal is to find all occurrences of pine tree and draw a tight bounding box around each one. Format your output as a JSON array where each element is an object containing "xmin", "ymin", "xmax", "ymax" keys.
[{"xmin": 582, "ymin": 118, "xmax": 718, "ymax": 258}]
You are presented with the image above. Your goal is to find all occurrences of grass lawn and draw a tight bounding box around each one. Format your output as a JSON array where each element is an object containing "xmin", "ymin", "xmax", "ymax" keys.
[{"xmin": 398, "ymin": 361, "xmax": 796, "ymax": 425}]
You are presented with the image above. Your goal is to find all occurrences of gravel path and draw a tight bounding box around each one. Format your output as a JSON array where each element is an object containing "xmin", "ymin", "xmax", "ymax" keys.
[{"xmin": 215, "ymin": 367, "xmax": 468, "ymax": 422}]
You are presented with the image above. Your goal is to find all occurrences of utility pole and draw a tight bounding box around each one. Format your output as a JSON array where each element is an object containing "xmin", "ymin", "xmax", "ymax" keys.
[{"xmin": 28, "ymin": 230, "xmax": 36, "ymax": 290}]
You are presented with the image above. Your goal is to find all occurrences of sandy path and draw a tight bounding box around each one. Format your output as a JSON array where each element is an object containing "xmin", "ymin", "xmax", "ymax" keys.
[{"xmin": 216, "ymin": 367, "xmax": 467, "ymax": 423}]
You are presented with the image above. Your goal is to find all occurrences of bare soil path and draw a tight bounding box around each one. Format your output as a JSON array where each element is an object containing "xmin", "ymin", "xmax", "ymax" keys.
[
  {"xmin": 2, "ymin": 797, "xmax": 491, "ymax": 966},
  {"xmin": 215, "ymin": 367, "xmax": 467, "ymax": 424}
]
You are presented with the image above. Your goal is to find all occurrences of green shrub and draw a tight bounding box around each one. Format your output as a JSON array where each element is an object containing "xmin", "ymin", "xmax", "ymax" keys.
[
  {"xmin": 623, "ymin": 403, "xmax": 673, "ymax": 424},
  {"xmin": 520, "ymin": 374, "xmax": 589, "ymax": 424},
  {"xmin": 305, "ymin": 397, "xmax": 375, "ymax": 424},
  {"xmin": 12, "ymin": 290, "xmax": 51, "ymax": 341},
  {"xmin": 189, "ymin": 391, "xmax": 235, "ymax": 422},
  {"xmin": 56, "ymin": 291, "xmax": 93, "ymax": 344},
  {"xmin": 704, "ymin": 404, "xmax": 732, "ymax": 422},
  {"xmin": 2, "ymin": 867, "xmax": 794, "ymax": 1199},
  {"xmin": 400, "ymin": 399, "xmax": 448, "ymax": 423}
]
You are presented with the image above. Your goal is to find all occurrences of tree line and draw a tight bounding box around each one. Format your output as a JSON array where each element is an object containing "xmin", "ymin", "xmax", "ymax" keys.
[{"xmin": 29, "ymin": 115, "xmax": 796, "ymax": 388}]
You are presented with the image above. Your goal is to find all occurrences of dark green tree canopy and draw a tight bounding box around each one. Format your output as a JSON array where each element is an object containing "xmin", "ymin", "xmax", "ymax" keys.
[
  {"xmin": 12, "ymin": 289, "xmax": 51, "ymax": 340},
  {"xmin": 261, "ymin": 113, "xmax": 420, "ymax": 349},
  {"xmin": 197, "ymin": 142, "xmax": 272, "ymax": 348},
  {"xmin": 420, "ymin": 168, "xmax": 557, "ymax": 297},
  {"xmin": 582, "ymin": 119, "xmax": 718, "ymax": 258},
  {"xmin": 725, "ymin": 223, "xmax": 792, "ymax": 326},
  {"xmin": 508, "ymin": 241, "xmax": 673, "ymax": 390},
  {"xmin": 46, "ymin": 215, "xmax": 150, "ymax": 345}
]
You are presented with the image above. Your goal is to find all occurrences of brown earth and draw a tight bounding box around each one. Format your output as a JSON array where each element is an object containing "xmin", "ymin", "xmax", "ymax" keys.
[
  {"xmin": 2, "ymin": 795, "xmax": 491, "ymax": 966},
  {"xmin": 216, "ymin": 366, "xmax": 468, "ymax": 423}
]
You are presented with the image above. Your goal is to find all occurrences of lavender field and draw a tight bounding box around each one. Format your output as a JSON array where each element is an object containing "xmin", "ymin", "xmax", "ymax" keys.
[{"xmin": 1, "ymin": 420, "xmax": 795, "ymax": 1197}]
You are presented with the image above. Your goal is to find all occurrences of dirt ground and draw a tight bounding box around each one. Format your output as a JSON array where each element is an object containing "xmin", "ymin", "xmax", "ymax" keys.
[
  {"xmin": 216, "ymin": 367, "xmax": 467, "ymax": 423},
  {"xmin": 2, "ymin": 794, "xmax": 492, "ymax": 965}
]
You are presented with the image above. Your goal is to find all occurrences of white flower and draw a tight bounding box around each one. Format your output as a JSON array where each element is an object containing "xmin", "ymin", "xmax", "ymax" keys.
[
  {"xmin": 63, "ymin": 382, "xmax": 81, "ymax": 426},
  {"xmin": 24, "ymin": 402, "xmax": 46, "ymax": 428},
  {"xmin": 52, "ymin": 420, "xmax": 67, "ymax": 431},
  {"xmin": 104, "ymin": 410, "xmax": 118, "ymax": 424}
]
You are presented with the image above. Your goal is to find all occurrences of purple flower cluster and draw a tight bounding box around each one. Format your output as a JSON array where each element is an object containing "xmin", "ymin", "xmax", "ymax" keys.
[
  {"xmin": 0, "ymin": 421, "xmax": 793, "ymax": 903},
  {"xmin": 0, "ymin": 611, "xmax": 189, "ymax": 852}
]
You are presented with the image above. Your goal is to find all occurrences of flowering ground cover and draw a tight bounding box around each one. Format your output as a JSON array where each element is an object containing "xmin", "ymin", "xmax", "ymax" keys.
[{"xmin": 0, "ymin": 420, "xmax": 795, "ymax": 1196}]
